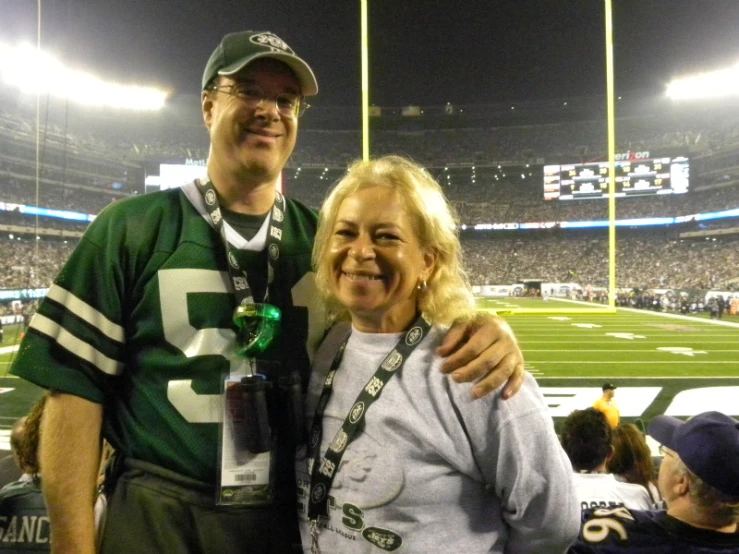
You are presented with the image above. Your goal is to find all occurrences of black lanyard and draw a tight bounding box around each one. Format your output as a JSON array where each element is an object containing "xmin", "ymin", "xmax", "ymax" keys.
[
  {"xmin": 195, "ymin": 178, "xmax": 285, "ymax": 307},
  {"xmin": 306, "ymin": 314, "xmax": 432, "ymax": 528}
]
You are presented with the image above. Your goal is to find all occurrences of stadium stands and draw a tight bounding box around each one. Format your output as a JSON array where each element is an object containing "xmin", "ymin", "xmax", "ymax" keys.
[{"xmin": 2, "ymin": 84, "xmax": 739, "ymax": 297}]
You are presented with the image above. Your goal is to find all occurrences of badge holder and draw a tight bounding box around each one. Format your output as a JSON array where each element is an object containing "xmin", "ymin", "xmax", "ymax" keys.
[{"xmin": 217, "ymin": 303, "xmax": 281, "ymax": 506}]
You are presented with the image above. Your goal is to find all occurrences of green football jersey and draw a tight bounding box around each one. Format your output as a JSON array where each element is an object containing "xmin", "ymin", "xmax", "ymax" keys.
[{"xmin": 11, "ymin": 181, "xmax": 326, "ymax": 484}]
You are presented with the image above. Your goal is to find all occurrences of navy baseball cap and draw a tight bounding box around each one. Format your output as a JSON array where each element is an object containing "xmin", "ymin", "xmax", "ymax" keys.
[
  {"xmin": 649, "ymin": 411, "xmax": 739, "ymax": 498},
  {"xmin": 202, "ymin": 31, "xmax": 318, "ymax": 95}
]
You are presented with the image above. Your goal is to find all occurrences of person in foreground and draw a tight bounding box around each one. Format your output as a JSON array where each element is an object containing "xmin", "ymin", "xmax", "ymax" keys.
[
  {"xmin": 607, "ymin": 423, "xmax": 662, "ymax": 508},
  {"xmin": 560, "ymin": 408, "xmax": 653, "ymax": 511},
  {"xmin": 10, "ymin": 31, "xmax": 525, "ymax": 554},
  {"xmin": 569, "ymin": 411, "xmax": 739, "ymax": 553},
  {"xmin": 0, "ymin": 396, "xmax": 50, "ymax": 552},
  {"xmin": 296, "ymin": 156, "xmax": 580, "ymax": 554}
]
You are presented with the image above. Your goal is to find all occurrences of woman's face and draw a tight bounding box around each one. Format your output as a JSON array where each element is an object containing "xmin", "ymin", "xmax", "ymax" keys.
[{"xmin": 326, "ymin": 185, "xmax": 435, "ymax": 333}]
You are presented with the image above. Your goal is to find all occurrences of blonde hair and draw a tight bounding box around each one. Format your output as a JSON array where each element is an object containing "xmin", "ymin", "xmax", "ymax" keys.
[{"xmin": 312, "ymin": 156, "xmax": 476, "ymax": 326}]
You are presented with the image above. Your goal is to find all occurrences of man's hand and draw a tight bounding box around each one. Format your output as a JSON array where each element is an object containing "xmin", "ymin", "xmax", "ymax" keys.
[{"xmin": 437, "ymin": 313, "xmax": 525, "ymax": 400}]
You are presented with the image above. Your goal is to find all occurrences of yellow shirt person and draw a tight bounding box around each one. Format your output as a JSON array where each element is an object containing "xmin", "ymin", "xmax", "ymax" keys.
[{"xmin": 593, "ymin": 383, "xmax": 620, "ymax": 428}]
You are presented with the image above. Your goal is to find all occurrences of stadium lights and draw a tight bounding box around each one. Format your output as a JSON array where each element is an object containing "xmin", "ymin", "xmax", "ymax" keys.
[
  {"xmin": 0, "ymin": 41, "xmax": 169, "ymax": 110},
  {"xmin": 666, "ymin": 62, "xmax": 739, "ymax": 100}
]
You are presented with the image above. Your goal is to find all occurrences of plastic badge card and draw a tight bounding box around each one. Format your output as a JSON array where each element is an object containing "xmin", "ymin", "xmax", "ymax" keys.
[{"xmin": 217, "ymin": 377, "xmax": 274, "ymax": 505}]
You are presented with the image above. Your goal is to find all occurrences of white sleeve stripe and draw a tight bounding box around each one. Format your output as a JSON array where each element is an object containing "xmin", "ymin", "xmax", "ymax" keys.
[
  {"xmin": 30, "ymin": 314, "xmax": 124, "ymax": 376},
  {"xmin": 47, "ymin": 285, "xmax": 125, "ymax": 343}
]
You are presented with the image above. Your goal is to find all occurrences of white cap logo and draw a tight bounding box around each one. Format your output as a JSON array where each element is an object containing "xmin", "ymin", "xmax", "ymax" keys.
[{"xmin": 251, "ymin": 33, "xmax": 294, "ymax": 54}]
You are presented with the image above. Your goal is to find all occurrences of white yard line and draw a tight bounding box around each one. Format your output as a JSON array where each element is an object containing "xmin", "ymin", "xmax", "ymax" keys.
[
  {"xmin": 528, "ymin": 361, "xmax": 737, "ymax": 364},
  {"xmin": 538, "ymin": 375, "xmax": 739, "ymax": 379},
  {"xmin": 0, "ymin": 430, "xmax": 10, "ymax": 451},
  {"xmin": 513, "ymin": 324, "xmax": 736, "ymax": 328},
  {"xmin": 518, "ymin": 335, "xmax": 736, "ymax": 344},
  {"xmin": 549, "ymin": 298, "xmax": 739, "ymax": 329},
  {"xmin": 524, "ymin": 349, "xmax": 739, "ymax": 352}
]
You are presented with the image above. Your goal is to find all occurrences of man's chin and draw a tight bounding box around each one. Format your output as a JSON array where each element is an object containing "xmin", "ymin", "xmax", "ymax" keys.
[{"xmin": 236, "ymin": 158, "xmax": 282, "ymax": 183}]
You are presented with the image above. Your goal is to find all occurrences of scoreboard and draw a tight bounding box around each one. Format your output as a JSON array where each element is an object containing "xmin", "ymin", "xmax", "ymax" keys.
[{"xmin": 544, "ymin": 156, "xmax": 689, "ymax": 201}]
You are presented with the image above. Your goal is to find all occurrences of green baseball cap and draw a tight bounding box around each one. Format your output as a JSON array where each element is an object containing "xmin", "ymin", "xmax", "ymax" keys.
[{"xmin": 202, "ymin": 30, "xmax": 318, "ymax": 95}]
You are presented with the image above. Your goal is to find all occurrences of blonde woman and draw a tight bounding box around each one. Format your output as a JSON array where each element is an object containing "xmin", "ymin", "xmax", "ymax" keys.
[{"xmin": 296, "ymin": 156, "xmax": 579, "ymax": 553}]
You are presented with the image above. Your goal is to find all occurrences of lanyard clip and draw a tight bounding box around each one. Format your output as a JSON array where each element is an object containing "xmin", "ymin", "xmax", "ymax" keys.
[{"xmin": 310, "ymin": 519, "xmax": 321, "ymax": 554}]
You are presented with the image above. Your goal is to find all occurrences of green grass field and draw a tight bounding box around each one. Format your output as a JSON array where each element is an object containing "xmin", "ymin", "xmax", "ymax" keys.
[
  {"xmin": 478, "ymin": 297, "xmax": 739, "ymax": 378},
  {"xmin": 2, "ymin": 299, "xmax": 738, "ymax": 449},
  {"xmin": 478, "ymin": 297, "xmax": 739, "ymax": 431}
]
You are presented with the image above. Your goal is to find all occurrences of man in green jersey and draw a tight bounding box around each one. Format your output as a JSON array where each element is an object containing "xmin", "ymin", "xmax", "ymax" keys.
[{"xmin": 11, "ymin": 31, "xmax": 524, "ymax": 554}]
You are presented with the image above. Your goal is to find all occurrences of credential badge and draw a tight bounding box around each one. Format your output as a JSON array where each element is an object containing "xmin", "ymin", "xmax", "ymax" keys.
[
  {"xmin": 405, "ymin": 326, "xmax": 423, "ymax": 346},
  {"xmin": 349, "ymin": 401, "xmax": 365, "ymax": 424},
  {"xmin": 381, "ymin": 350, "xmax": 403, "ymax": 372}
]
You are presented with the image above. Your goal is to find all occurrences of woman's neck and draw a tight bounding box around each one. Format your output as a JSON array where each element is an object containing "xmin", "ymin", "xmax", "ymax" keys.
[{"xmin": 350, "ymin": 310, "xmax": 419, "ymax": 334}]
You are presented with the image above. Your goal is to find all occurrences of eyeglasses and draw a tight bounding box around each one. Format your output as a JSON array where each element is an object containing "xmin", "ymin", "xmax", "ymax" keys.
[{"xmin": 209, "ymin": 82, "xmax": 309, "ymax": 118}]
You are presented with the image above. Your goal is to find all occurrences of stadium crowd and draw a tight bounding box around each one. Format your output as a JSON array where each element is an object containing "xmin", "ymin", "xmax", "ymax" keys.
[
  {"xmin": 0, "ymin": 239, "xmax": 75, "ymax": 291},
  {"xmin": 2, "ymin": 230, "xmax": 736, "ymax": 295},
  {"xmin": 461, "ymin": 234, "xmax": 739, "ymax": 290},
  {"xmin": 2, "ymin": 85, "xmax": 739, "ymax": 297}
]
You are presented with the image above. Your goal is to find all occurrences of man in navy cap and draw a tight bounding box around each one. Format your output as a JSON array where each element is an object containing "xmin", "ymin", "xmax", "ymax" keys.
[{"xmin": 569, "ymin": 411, "xmax": 739, "ymax": 552}]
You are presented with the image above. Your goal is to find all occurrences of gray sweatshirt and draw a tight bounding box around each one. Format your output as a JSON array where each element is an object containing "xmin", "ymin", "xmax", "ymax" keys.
[{"xmin": 296, "ymin": 323, "xmax": 580, "ymax": 554}]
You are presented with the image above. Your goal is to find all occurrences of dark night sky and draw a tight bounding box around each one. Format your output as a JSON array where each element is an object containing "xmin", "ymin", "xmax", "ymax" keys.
[{"xmin": 2, "ymin": 0, "xmax": 739, "ymax": 107}]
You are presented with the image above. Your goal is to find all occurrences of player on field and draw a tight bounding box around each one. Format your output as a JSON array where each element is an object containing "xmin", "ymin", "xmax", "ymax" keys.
[{"xmin": 10, "ymin": 30, "xmax": 525, "ymax": 554}]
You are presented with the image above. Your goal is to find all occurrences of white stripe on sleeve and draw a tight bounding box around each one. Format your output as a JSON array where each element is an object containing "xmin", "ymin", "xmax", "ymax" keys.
[
  {"xmin": 46, "ymin": 285, "xmax": 125, "ymax": 343},
  {"xmin": 30, "ymin": 314, "xmax": 124, "ymax": 376}
]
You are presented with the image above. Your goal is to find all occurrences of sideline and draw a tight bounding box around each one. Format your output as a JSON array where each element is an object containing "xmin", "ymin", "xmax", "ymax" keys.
[
  {"xmin": 0, "ymin": 345, "xmax": 20, "ymax": 355},
  {"xmin": 551, "ymin": 298, "xmax": 739, "ymax": 329}
]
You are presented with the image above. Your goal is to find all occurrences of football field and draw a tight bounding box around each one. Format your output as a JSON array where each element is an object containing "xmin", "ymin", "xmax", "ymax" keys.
[
  {"xmin": 2, "ymin": 301, "xmax": 738, "ymax": 449},
  {"xmin": 480, "ymin": 297, "xmax": 739, "ymax": 378},
  {"xmin": 479, "ymin": 297, "xmax": 739, "ymax": 429}
]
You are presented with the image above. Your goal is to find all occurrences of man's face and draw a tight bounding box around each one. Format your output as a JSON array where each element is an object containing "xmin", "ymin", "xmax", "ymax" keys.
[
  {"xmin": 202, "ymin": 58, "xmax": 300, "ymax": 184},
  {"xmin": 604, "ymin": 388, "xmax": 615, "ymax": 400},
  {"xmin": 657, "ymin": 445, "xmax": 684, "ymax": 506}
]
